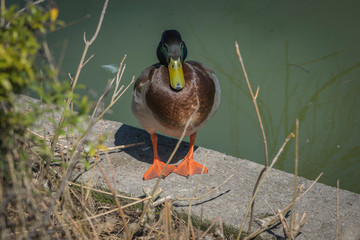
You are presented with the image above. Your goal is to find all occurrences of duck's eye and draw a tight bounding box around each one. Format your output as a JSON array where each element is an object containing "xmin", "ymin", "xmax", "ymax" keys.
[{"xmin": 162, "ymin": 43, "xmax": 168, "ymax": 51}]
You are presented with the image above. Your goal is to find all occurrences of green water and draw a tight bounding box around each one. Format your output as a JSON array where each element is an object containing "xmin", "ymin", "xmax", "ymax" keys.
[{"xmin": 45, "ymin": 0, "xmax": 360, "ymax": 193}]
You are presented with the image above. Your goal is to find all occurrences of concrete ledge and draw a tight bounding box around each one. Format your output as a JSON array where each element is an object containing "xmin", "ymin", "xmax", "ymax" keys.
[
  {"xmin": 76, "ymin": 119, "xmax": 359, "ymax": 240},
  {"xmin": 21, "ymin": 95, "xmax": 360, "ymax": 239}
]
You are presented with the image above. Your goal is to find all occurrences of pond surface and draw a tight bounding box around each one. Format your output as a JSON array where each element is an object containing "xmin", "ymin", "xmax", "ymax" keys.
[{"xmin": 45, "ymin": 0, "xmax": 360, "ymax": 193}]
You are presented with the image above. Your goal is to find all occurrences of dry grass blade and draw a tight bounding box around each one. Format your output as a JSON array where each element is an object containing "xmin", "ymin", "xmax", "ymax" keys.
[
  {"xmin": 335, "ymin": 179, "xmax": 340, "ymax": 240},
  {"xmin": 91, "ymin": 54, "xmax": 128, "ymax": 119},
  {"xmin": 68, "ymin": 181, "xmax": 140, "ymax": 201},
  {"xmin": 77, "ymin": 196, "xmax": 151, "ymax": 223},
  {"xmin": 278, "ymin": 209, "xmax": 291, "ymax": 237},
  {"xmin": 235, "ymin": 41, "xmax": 269, "ymax": 234},
  {"xmin": 235, "ymin": 41, "xmax": 268, "ymax": 168},
  {"xmin": 244, "ymin": 172, "xmax": 323, "ymax": 240},
  {"xmin": 237, "ymin": 133, "xmax": 294, "ymax": 240},
  {"xmin": 68, "ymin": 188, "xmax": 100, "ymax": 240},
  {"xmin": 85, "ymin": 116, "xmax": 104, "ymax": 201},
  {"xmin": 164, "ymin": 199, "xmax": 172, "ymax": 240},
  {"xmin": 186, "ymin": 153, "xmax": 208, "ymax": 239},
  {"xmin": 45, "ymin": 81, "xmax": 111, "ymax": 222},
  {"xmin": 51, "ymin": 0, "xmax": 109, "ymax": 151},
  {"xmin": 145, "ymin": 212, "xmax": 164, "ymax": 238},
  {"xmin": 290, "ymin": 118, "xmax": 300, "ymax": 234},
  {"xmin": 97, "ymin": 159, "xmax": 130, "ymax": 239},
  {"xmin": 200, "ymin": 216, "xmax": 220, "ymax": 238},
  {"xmin": 105, "ymin": 142, "xmax": 145, "ymax": 152}
]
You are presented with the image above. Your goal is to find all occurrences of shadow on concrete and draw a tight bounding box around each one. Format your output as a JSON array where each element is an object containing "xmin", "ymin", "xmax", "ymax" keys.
[
  {"xmin": 173, "ymin": 190, "xmax": 231, "ymax": 208},
  {"xmin": 114, "ymin": 124, "xmax": 198, "ymax": 165}
]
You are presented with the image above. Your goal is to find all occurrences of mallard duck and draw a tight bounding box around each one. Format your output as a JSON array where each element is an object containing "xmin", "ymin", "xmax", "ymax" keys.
[{"xmin": 132, "ymin": 29, "xmax": 220, "ymax": 180}]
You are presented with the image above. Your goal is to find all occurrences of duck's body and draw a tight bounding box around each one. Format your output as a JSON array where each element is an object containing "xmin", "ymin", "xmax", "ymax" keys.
[
  {"xmin": 133, "ymin": 61, "xmax": 220, "ymax": 137},
  {"xmin": 132, "ymin": 30, "xmax": 220, "ymax": 180}
]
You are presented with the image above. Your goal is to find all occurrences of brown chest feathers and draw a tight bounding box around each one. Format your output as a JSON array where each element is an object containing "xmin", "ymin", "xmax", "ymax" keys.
[{"xmin": 146, "ymin": 62, "xmax": 215, "ymax": 130}]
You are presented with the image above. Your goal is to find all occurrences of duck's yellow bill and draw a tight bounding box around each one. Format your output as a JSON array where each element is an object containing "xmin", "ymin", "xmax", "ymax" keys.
[{"xmin": 168, "ymin": 57, "xmax": 185, "ymax": 91}]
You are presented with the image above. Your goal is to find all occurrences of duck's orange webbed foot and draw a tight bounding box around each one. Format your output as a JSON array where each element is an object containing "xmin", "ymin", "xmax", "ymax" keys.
[
  {"xmin": 173, "ymin": 157, "xmax": 208, "ymax": 177},
  {"xmin": 143, "ymin": 159, "xmax": 176, "ymax": 180},
  {"xmin": 173, "ymin": 132, "xmax": 207, "ymax": 177}
]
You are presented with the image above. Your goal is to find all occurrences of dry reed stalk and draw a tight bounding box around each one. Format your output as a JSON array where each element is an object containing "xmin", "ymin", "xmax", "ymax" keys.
[
  {"xmin": 74, "ymin": 196, "xmax": 152, "ymax": 223},
  {"xmin": 83, "ymin": 212, "xmax": 99, "ymax": 240},
  {"xmin": 29, "ymin": 129, "xmax": 143, "ymax": 153},
  {"xmin": 69, "ymin": 187, "xmax": 97, "ymax": 220},
  {"xmin": 105, "ymin": 142, "xmax": 145, "ymax": 151},
  {"xmin": 189, "ymin": 220, "xmax": 196, "ymax": 240},
  {"xmin": 97, "ymin": 161, "xmax": 130, "ymax": 239},
  {"xmin": 7, "ymin": 152, "xmax": 29, "ymax": 239},
  {"xmin": 46, "ymin": 102, "xmax": 104, "ymax": 221},
  {"xmin": 200, "ymin": 216, "xmax": 220, "ymax": 238},
  {"xmin": 290, "ymin": 118, "xmax": 299, "ymax": 235},
  {"xmin": 237, "ymin": 133, "xmax": 294, "ymax": 240},
  {"xmin": 244, "ymin": 172, "xmax": 323, "ymax": 239},
  {"xmin": 68, "ymin": 181, "xmax": 140, "ymax": 201},
  {"xmin": 186, "ymin": 153, "xmax": 208, "ymax": 239},
  {"xmin": 68, "ymin": 188, "xmax": 100, "ymax": 240},
  {"xmin": 51, "ymin": 0, "xmax": 109, "ymax": 151},
  {"xmin": 235, "ymin": 41, "xmax": 269, "ymax": 234},
  {"xmin": 164, "ymin": 199, "xmax": 171, "ymax": 240},
  {"xmin": 335, "ymin": 179, "xmax": 340, "ymax": 240},
  {"xmin": 45, "ymin": 0, "xmax": 137, "ymax": 223},
  {"xmin": 85, "ymin": 116, "xmax": 103, "ymax": 201},
  {"xmin": 93, "ymin": 58, "xmax": 136, "ymax": 124},
  {"xmin": 145, "ymin": 211, "xmax": 165, "ymax": 238},
  {"xmin": 278, "ymin": 209, "xmax": 291, "ymax": 237},
  {"xmin": 144, "ymin": 223, "xmax": 166, "ymax": 236}
]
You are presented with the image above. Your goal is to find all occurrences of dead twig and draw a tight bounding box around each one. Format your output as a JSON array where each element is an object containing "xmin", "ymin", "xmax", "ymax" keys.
[
  {"xmin": 45, "ymin": 66, "xmax": 113, "ymax": 223},
  {"xmin": 244, "ymin": 172, "xmax": 323, "ymax": 240},
  {"xmin": 186, "ymin": 153, "xmax": 208, "ymax": 239},
  {"xmin": 97, "ymin": 162, "xmax": 130, "ymax": 239},
  {"xmin": 235, "ymin": 41, "xmax": 269, "ymax": 234},
  {"xmin": 51, "ymin": 0, "xmax": 109, "ymax": 152},
  {"xmin": 237, "ymin": 133, "xmax": 294, "ymax": 240},
  {"xmin": 335, "ymin": 179, "xmax": 340, "ymax": 240},
  {"xmin": 200, "ymin": 216, "xmax": 220, "ymax": 239},
  {"xmin": 68, "ymin": 181, "xmax": 140, "ymax": 201},
  {"xmin": 290, "ymin": 118, "xmax": 300, "ymax": 237}
]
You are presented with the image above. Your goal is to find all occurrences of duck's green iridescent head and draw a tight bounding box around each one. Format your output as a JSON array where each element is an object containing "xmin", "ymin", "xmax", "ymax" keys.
[{"xmin": 156, "ymin": 30, "xmax": 188, "ymax": 91}]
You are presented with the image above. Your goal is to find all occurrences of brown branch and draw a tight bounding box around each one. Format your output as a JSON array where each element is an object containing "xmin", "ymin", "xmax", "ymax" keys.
[
  {"xmin": 97, "ymin": 163, "xmax": 130, "ymax": 239},
  {"xmin": 335, "ymin": 179, "xmax": 340, "ymax": 240},
  {"xmin": 51, "ymin": 0, "xmax": 109, "ymax": 152},
  {"xmin": 237, "ymin": 133, "xmax": 294, "ymax": 240},
  {"xmin": 290, "ymin": 119, "xmax": 299, "ymax": 232},
  {"xmin": 200, "ymin": 216, "xmax": 220, "ymax": 239},
  {"xmin": 278, "ymin": 209, "xmax": 291, "ymax": 238},
  {"xmin": 235, "ymin": 41, "xmax": 268, "ymax": 167},
  {"xmin": 68, "ymin": 181, "xmax": 141, "ymax": 201},
  {"xmin": 235, "ymin": 41, "xmax": 269, "ymax": 234},
  {"xmin": 244, "ymin": 172, "xmax": 323, "ymax": 239},
  {"xmin": 187, "ymin": 153, "xmax": 208, "ymax": 239}
]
